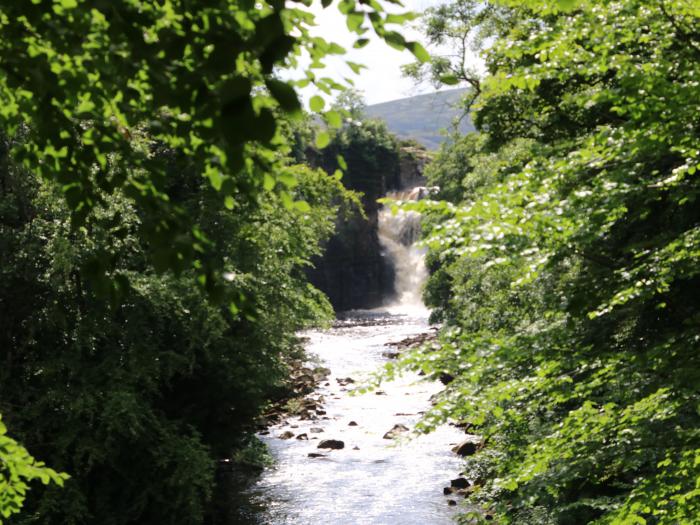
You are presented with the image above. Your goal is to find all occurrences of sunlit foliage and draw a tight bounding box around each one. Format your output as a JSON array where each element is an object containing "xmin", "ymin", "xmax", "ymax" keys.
[{"xmin": 388, "ymin": 0, "xmax": 700, "ymax": 522}]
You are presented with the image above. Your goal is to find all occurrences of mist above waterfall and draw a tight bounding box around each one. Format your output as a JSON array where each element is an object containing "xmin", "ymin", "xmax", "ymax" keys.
[{"xmin": 378, "ymin": 188, "xmax": 430, "ymax": 313}]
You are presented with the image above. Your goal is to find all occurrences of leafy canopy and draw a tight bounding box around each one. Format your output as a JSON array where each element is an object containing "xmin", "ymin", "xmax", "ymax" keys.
[
  {"xmin": 385, "ymin": 0, "xmax": 700, "ymax": 522},
  {"xmin": 0, "ymin": 0, "xmax": 427, "ymax": 305}
]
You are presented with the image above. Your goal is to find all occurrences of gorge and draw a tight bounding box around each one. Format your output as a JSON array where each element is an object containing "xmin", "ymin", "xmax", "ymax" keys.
[{"xmin": 233, "ymin": 181, "xmax": 469, "ymax": 524}]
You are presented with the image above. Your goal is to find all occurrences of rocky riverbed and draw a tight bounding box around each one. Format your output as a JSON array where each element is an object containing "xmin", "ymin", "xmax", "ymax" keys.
[{"xmin": 231, "ymin": 309, "xmax": 483, "ymax": 524}]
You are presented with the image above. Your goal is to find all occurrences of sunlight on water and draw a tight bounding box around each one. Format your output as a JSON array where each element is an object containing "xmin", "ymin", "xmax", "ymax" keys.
[
  {"xmin": 237, "ymin": 186, "xmax": 466, "ymax": 524},
  {"xmin": 244, "ymin": 311, "xmax": 465, "ymax": 525}
]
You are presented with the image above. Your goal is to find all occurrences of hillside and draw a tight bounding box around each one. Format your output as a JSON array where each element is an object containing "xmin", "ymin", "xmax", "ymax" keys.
[{"xmin": 365, "ymin": 88, "xmax": 475, "ymax": 149}]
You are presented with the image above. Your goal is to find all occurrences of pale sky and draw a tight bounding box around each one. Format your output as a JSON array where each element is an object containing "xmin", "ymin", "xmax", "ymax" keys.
[{"xmin": 298, "ymin": 0, "xmax": 480, "ymax": 106}]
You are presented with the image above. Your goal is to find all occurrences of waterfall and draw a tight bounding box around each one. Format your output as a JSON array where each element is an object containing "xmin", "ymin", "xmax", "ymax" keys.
[{"xmin": 378, "ymin": 187, "xmax": 430, "ymax": 312}]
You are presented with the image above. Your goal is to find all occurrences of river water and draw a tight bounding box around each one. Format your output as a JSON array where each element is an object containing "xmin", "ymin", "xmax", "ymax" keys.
[{"xmin": 233, "ymin": 191, "xmax": 465, "ymax": 524}]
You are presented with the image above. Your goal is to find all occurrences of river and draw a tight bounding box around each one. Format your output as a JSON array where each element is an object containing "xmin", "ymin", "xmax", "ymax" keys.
[{"xmin": 231, "ymin": 190, "xmax": 467, "ymax": 524}]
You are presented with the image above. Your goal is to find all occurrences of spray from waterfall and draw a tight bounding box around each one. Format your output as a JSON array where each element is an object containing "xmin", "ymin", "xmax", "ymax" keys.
[{"xmin": 378, "ymin": 187, "xmax": 431, "ymax": 314}]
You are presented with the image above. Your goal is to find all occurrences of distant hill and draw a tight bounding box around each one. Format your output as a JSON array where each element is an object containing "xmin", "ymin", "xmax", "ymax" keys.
[{"xmin": 365, "ymin": 88, "xmax": 474, "ymax": 149}]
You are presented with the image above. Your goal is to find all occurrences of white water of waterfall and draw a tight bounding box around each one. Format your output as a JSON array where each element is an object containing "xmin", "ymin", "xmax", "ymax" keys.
[{"xmin": 378, "ymin": 188, "xmax": 429, "ymax": 313}]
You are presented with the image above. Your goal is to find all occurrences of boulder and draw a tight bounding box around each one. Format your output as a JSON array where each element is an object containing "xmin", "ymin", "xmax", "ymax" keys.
[
  {"xmin": 348, "ymin": 421, "xmax": 358, "ymax": 426},
  {"xmin": 278, "ymin": 431, "xmax": 295, "ymax": 440},
  {"xmin": 313, "ymin": 367, "xmax": 331, "ymax": 381},
  {"xmin": 383, "ymin": 424, "xmax": 409, "ymax": 439},
  {"xmin": 296, "ymin": 433, "xmax": 308, "ymax": 440},
  {"xmin": 451, "ymin": 439, "xmax": 480, "ymax": 456},
  {"xmin": 318, "ymin": 439, "xmax": 345, "ymax": 450},
  {"xmin": 310, "ymin": 427, "xmax": 324, "ymax": 433},
  {"xmin": 308, "ymin": 453, "xmax": 326, "ymax": 458},
  {"xmin": 439, "ymin": 372, "xmax": 455, "ymax": 385},
  {"xmin": 450, "ymin": 477, "xmax": 470, "ymax": 489}
]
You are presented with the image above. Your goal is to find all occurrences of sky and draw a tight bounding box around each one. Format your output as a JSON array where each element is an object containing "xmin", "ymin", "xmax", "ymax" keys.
[{"xmin": 298, "ymin": 0, "xmax": 478, "ymax": 106}]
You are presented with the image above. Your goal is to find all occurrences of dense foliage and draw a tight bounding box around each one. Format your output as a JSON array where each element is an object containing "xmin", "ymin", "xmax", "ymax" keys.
[
  {"xmin": 387, "ymin": 0, "xmax": 700, "ymax": 523},
  {"xmin": 0, "ymin": 0, "xmax": 427, "ymax": 521},
  {"xmin": 0, "ymin": 0, "xmax": 426, "ymax": 303},
  {"xmin": 0, "ymin": 131, "xmax": 350, "ymax": 523}
]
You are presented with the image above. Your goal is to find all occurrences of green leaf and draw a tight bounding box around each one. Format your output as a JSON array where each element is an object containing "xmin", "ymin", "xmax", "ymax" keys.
[
  {"xmin": 347, "ymin": 61, "xmax": 365, "ymax": 74},
  {"xmin": 205, "ymin": 166, "xmax": 224, "ymax": 191},
  {"xmin": 310, "ymin": 95, "xmax": 326, "ymax": 112},
  {"xmin": 439, "ymin": 74, "xmax": 460, "ymax": 85},
  {"xmin": 353, "ymin": 38, "xmax": 370, "ymax": 49},
  {"xmin": 315, "ymin": 131, "xmax": 331, "ymax": 148},
  {"xmin": 556, "ymin": 0, "xmax": 579, "ymax": 11},
  {"xmin": 325, "ymin": 110, "xmax": 343, "ymax": 128},
  {"xmin": 277, "ymin": 171, "xmax": 299, "ymax": 188},
  {"xmin": 383, "ymin": 31, "xmax": 406, "ymax": 51},
  {"xmin": 385, "ymin": 12, "xmax": 419, "ymax": 24},
  {"xmin": 293, "ymin": 200, "xmax": 311, "ymax": 212},
  {"xmin": 407, "ymin": 42, "xmax": 430, "ymax": 63},
  {"xmin": 266, "ymin": 79, "xmax": 302, "ymax": 116},
  {"xmin": 346, "ymin": 12, "xmax": 364, "ymax": 32}
]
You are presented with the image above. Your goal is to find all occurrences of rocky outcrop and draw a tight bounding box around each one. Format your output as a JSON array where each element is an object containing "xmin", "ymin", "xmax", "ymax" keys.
[
  {"xmin": 305, "ymin": 138, "xmax": 430, "ymax": 312},
  {"xmin": 397, "ymin": 146, "xmax": 430, "ymax": 190}
]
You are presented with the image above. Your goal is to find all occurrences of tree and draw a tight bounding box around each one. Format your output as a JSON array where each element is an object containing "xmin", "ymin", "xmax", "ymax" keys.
[
  {"xmin": 0, "ymin": 418, "xmax": 68, "ymax": 523},
  {"xmin": 0, "ymin": 0, "xmax": 429, "ymax": 521},
  {"xmin": 1, "ymin": 130, "xmax": 353, "ymax": 523},
  {"xmin": 401, "ymin": 0, "xmax": 514, "ymax": 108},
  {"xmin": 386, "ymin": 0, "xmax": 700, "ymax": 522},
  {"xmin": 0, "ymin": 0, "xmax": 427, "ymax": 304},
  {"xmin": 331, "ymin": 88, "xmax": 368, "ymax": 121}
]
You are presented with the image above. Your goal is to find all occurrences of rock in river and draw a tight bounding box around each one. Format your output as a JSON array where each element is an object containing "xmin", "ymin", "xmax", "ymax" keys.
[
  {"xmin": 383, "ymin": 424, "xmax": 409, "ymax": 439},
  {"xmin": 451, "ymin": 439, "xmax": 480, "ymax": 456},
  {"xmin": 450, "ymin": 477, "xmax": 470, "ymax": 489},
  {"xmin": 318, "ymin": 439, "xmax": 345, "ymax": 450},
  {"xmin": 278, "ymin": 431, "xmax": 295, "ymax": 440}
]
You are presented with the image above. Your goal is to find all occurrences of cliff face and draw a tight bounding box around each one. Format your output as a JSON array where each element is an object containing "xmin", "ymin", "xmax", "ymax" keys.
[
  {"xmin": 307, "ymin": 199, "xmax": 394, "ymax": 311},
  {"xmin": 306, "ymin": 130, "xmax": 429, "ymax": 312},
  {"xmin": 397, "ymin": 146, "xmax": 430, "ymax": 190}
]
